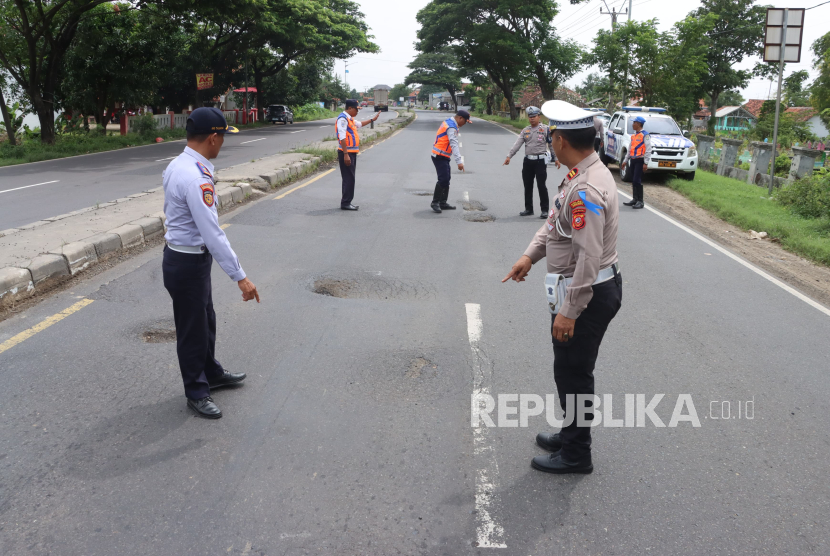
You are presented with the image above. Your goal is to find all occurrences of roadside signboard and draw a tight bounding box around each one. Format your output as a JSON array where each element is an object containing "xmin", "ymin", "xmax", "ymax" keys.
[
  {"xmin": 196, "ymin": 73, "xmax": 214, "ymax": 90},
  {"xmin": 764, "ymin": 8, "xmax": 805, "ymax": 63}
]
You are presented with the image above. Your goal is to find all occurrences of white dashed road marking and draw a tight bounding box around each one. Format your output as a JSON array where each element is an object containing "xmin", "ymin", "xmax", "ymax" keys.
[
  {"xmin": 240, "ymin": 138, "xmax": 267, "ymax": 144},
  {"xmin": 0, "ymin": 180, "xmax": 59, "ymax": 195},
  {"xmin": 466, "ymin": 303, "xmax": 507, "ymax": 549}
]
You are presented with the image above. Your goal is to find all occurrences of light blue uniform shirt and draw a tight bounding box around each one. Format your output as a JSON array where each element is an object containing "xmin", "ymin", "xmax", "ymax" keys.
[{"xmin": 163, "ymin": 147, "xmax": 246, "ymax": 281}]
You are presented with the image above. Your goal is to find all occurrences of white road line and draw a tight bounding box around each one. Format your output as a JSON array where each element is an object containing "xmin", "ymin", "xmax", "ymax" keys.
[
  {"xmin": 0, "ymin": 180, "xmax": 59, "ymax": 195},
  {"xmin": 154, "ymin": 156, "xmax": 176, "ymax": 162},
  {"xmin": 466, "ymin": 303, "xmax": 507, "ymax": 549},
  {"xmin": 463, "ymin": 191, "xmax": 470, "ymax": 202},
  {"xmin": 289, "ymin": 130, "xmax": 306, "ymax": 134},
  {"xmin": 618, "ymin": 189, "xmax": 830, "ymax": 317},
  {"xmin": 240, "ymin": 138, "xmax": 267, "ymax": 144}
]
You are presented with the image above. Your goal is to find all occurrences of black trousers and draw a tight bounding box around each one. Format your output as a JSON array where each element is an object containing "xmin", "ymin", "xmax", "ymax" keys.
[
  {"xmin": 432, "ymin": 155, "xmax": 451, "ymax": 203},
  {"xmin": 551, "ymin": 273, "xmax": 622, "ymax": 461},
  {"xmin": 522, "ymin": 157, "xmax": 549, "ymax": 213},
  {"xmin": 631, "ymin": 157, "xmax": 645, "ymax": 202},
  {"xmin": 338, "ymin": 150, "xmax": 358, "ymax": 206},
  {"xmin": 162, "ymin": 246, "xmax": 224, "ymax": 400}
]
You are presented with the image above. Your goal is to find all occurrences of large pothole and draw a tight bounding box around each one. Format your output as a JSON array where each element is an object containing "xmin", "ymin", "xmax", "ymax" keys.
[
  {"xmin": 311, "ymin": 273, "xmax": 436, "ymax": 300},
  {"xmin": 462, "ymin": 212, "xmax": 496, "ymax": 223},
  {"xmin": 407, "ymin": 190, "xmax": 434, "ymax": 196},
  {"xmin": 142, "ymin": 327, "xmax": 176, "ymax": 343},
  {"xmin": 462, "ymin": 200, "xmax": 487, "ymax": 211}
]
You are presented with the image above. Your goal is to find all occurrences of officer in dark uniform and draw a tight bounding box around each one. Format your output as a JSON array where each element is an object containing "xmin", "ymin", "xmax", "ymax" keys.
[{"xmin": 162, "ymin": 107, "xmax": 260, "ymax": 419}]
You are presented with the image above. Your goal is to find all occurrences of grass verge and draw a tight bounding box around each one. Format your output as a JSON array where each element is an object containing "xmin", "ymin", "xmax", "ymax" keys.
[
  {"xmin": 666, "ymin": 170, "xmax": 830, "ymax": 266},
  {"xmin": 293, "ymin": 146, "xmax": 338, "ymax": 164},
  {"xmin": 473, "ymin": 112, "xmax": 530, "ymax": 131},
  {"xmin": 0, "ymin": 129, "xmax": 186, "ymax": 167}
]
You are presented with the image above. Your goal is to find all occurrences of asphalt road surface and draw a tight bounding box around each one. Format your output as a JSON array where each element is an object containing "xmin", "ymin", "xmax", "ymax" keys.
[
  {"xmin": 0, "ymin": 108, "xmax": 398, "ymax": 229},
  {"xmin": 1, "ymin": 111, "xmax": 829, "ymax": 555}
]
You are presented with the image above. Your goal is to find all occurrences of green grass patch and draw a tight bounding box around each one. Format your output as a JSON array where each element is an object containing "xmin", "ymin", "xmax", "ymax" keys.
[
  {"xmin": 0, "ymin": 128, "xmax": 187, "ymax": 167},
  {"xmin": 294, "ymin": 146, "xmax": 338, "ymax": 164},
  {"xmin": 667, "ymin": 170, "xmax": 830, "ymax": 266},
  {"xmin": 473, "ymin": 112, "xmax": 529, "ymax": 131},
  {"xmin": 294, "ymin": 103, "xmax": 339, "ymax": 122}
]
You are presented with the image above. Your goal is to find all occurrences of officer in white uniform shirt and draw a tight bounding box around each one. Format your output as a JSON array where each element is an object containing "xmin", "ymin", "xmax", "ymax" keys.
[{"xmin": 162, "ymin": 107, "xmax": 260, "ymax": 419}]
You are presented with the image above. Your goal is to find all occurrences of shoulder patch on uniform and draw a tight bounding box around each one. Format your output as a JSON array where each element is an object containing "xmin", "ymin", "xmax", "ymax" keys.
[
  {"xmin": 567, "ymin": 168, "xmax": 579, "ymax": 181},
  {"xmin": 569, "ymin": 199, "xmax": 585, "ymax": 209},
  {"xmin": 200, "ymin": 183, "xmax": 215, "ymax": 207},
  {"xmin": 572, "ymin": 210, "xmax": 586, "ymax": 230},
  {"xmin": 196, "ymin": 161, "xmax": 213, "ymax": 180}
]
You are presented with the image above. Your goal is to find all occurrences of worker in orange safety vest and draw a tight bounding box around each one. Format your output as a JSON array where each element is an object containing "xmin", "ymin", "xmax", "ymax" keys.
[{"xmin": 430, "ymin": 110, "xmax": 472, "ymax": 213}]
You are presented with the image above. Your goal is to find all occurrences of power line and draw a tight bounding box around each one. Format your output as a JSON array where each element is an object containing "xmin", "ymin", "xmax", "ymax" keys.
[
  {"xmin": 806, "ymin": 0, "xmax": 830, "ymax": 9},
  {"xmin": 553, "ymin": 0, "xmax": 599, "ymax": 26},
  {"xmin": 558, "ymin": 6, "xmax": 605, "ymax": 32}
]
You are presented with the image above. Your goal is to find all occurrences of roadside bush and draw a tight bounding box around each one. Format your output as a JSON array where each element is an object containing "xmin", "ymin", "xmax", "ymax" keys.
[
  {"xmin": 293, "ymin": 103, "xmax": 338, "ymax": 122},
  {"xmin": 775, "ymin": 172, "xmax": 830, "ymax": 219},
  {"xmin": 774, "ymin": 153, "xmax": 791, "ymax": 177},
  {"xmin": 130, "ymin": 114, "xmax": 158, "ymax": 138}
]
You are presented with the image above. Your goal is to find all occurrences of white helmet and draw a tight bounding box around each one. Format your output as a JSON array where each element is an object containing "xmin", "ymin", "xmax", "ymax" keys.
[{"xmin": 526, "ymin": 106, "xmax": 541, "ymax": 117}]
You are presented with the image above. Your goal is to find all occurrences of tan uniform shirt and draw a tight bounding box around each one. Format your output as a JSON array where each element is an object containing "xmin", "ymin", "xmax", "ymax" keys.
[
  {"xmin": 523, "ymin": 151, "xmax": 619, "ymax": 319},
  {"xmin": 507, "ymin": 124, "xmax": 555, "ymax": 159}
]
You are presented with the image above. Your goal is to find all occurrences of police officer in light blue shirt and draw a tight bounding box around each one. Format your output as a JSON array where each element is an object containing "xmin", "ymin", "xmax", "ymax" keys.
[{"xmin": 162, "ymin": 107, "xmax": 260, "ymax": 419}]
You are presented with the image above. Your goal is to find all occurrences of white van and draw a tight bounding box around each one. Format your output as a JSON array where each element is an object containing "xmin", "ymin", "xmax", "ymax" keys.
[{"xmin": 602, "ymin": 107, "xmax": 698, "ymax": 181}]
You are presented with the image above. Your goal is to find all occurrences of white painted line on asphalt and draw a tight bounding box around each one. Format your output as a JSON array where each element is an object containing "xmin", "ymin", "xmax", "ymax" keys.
[
  {"xmin": 240, "ymin": 138, "xmax": 267, "ymax": 144},
  {"xmin": 463, "ymin": 191, "xmax": 470, "ymax": 202},
  {"xmin": 289, "ymin": 130, "xmax": 306, "ymax": 134},
  {"xmin": 466, "ymin": 303, "xmax": 507, "ymax": 549},
  {"xmin": 0, "ymin": 180, "xmax": 59, "ymax": 195},
  {"xmin": 154, "ymin": 156, "xmax": 176, "ymax": 162},
  {"xmin": 618, "ymin": 190, "xmax": 830, "ymax": 317}
]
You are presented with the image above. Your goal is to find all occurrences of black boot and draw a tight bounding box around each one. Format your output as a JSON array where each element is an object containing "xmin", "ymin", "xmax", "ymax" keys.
[
  {"xmin": 431, "ymin": 183, "xmax": 443, "ymax": 213},
  {"xmin": 439, "ymin": 186, "xmax": 455, "ymax": 210},
  {"xmin": 623, "ymin": 198, "xmax": 636, "ymax": 206}
]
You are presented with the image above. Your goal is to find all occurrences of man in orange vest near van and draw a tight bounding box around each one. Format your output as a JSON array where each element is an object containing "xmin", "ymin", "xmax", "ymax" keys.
[
  {"xmin": 336, "ymin": 99, "xmax": 379, "ymax": 210},
  {"xmin": 624, "ymin": 115, "xmax": 650, "ymax": 209},
  {"xmin": 431, "ymin": 109, "xmax": 472, "ymax": 213}
]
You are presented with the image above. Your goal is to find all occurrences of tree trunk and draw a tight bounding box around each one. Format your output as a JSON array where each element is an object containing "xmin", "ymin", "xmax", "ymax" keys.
[
  {"xmin": 707, "ymin": 90, "xmax": 720, "ymax": 136},
  {"xmin": 535, "ymin": 65, "xmax": 556, "ymax": 101},
  {"xmin": 0, "ymin": 86, "xmax": 17, "ymax": 146},
  {"xmin": 34, "ymin": 96, "xmax": 57, "ymax": 145},
  {"xmin": 503, "ymin": 85, "xmax": 517, "ymax": 119},
  {"xmin": 255, "ymin": 70, "xmax": 265, "ymax": 123},
  {"xmin": 485, "ymin": 92, "xmax": 493, "ymax": 115}
]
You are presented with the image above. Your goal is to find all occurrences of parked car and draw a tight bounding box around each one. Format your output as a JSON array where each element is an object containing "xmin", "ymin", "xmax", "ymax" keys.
[
  {"xmin": 602, "ymin": 107, "xmax": 697, "ymax": 181},
  {"xmin": 438, "ymin": 101, "xmax": 450, "ymax": 111},
  {"xmin": 266, "ymin": 104, "xmax": 294, "ymax": 125},
  {"xmin": 583, "ymin": 108, "xmax": 611, "ymax": 155}
]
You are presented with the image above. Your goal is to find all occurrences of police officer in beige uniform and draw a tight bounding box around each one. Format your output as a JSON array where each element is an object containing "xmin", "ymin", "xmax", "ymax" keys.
[
  {"xmin": 503, "ymin": 106, "xmax": 560, "ymax": 218},
  {"xmin": 503, "ymin": 100, "xmax": 622, "ymax": 474}
]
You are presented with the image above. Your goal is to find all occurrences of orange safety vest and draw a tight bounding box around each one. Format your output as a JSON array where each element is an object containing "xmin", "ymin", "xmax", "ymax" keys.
[
  {"xmin": 336, "ymin": 113, "xmax": 360, "ymax": 153},
  {"xmin": 432, "ymin": 118, "xmax": 458, "ymax": 158},
  {"xmin": 630, "ymin": 130, "xmax": 648, "ymax": 158}
]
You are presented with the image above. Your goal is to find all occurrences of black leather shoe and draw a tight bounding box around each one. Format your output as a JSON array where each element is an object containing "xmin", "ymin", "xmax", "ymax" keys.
[
  {"xmin": 187, "ymin": 396, "xmax": 222, "ymax": 419},
  {"xmin": 439, "ymin": 202, "xmax": 456, "ymax": 210},
  {"xmin": 623, "ymin": 199, "xmax": 636, "ymax": 206},
  {"xmin": 535, "ymin": 432, "xmax": 563, "ymax": 452},
  {"xmin": 431, "ymin": 202, "xmax": 442, "ymax": 213},
  {"xmin": 531, "ymin": 453, "xmax": 593, "ymax": 474},
  {"xmin": 341, "ymin": 204, "xmax": 359, "ymax": 211},
  {"xmin": 632, "ymin": 201, "xmax": 645, "ymax": 209},
  {"xmin": 519, "ymin": 210, "xmax": 534, "ymax": 216},
  {"xmin": 539, "ymin": 212, "xmax": 548, "ymax": 219},
  {"xmin": 209, "ymin": 370, "xmax": 246, "ymax": 389}
]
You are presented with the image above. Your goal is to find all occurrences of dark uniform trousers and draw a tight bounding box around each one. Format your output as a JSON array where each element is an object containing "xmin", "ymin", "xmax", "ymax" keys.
[
  {"xmin": 630, "ymin": 157, "xmax": 645, "ymax": 202},
  {"xmin": 432, "ymin": 155, "xmax": 451, "ymax": 204},
  {"xmin": 522, "ymin": 157, "xmax": 550, "ymax": 213},
  {"xmin": 338, "ymin": 150, "xmax": 358, "ymax": 206},
  {"xmin": 162, "ymin": 246, "xmax": 224, "ymax": 400},
  {"xmin": 551, "ymin": 272, "xmax": 622, "ymax": 460}
]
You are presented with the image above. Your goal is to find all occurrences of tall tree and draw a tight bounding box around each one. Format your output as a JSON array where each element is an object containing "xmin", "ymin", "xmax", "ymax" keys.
[
  {"xmin": 811, "ymin": 31, "xmax": 830, "ymax": 125},
  {"xmin": 532, "ymin": 33, "xmax": 583, "ymax": 101},
  {"xmin": 783, "ymin": 70, "xmax": 811, "ymax": 107},
  {"xmin": 575, "ymin": 73, "xmax": 610, "ymax": 105},
  {"xmin": 0, "ymin": 71, "xmax": 18, "ymax": 145},
  {"xmin": 689, "ymin": 0, "xmax": 766, "ymax": 135},
  {"xmin": 405, "ymin": 47, "xmax": 463, "ymax": 110},
  {"xmin": 248, "ymin": 0, "xmax": 378, "ymax": 121}
]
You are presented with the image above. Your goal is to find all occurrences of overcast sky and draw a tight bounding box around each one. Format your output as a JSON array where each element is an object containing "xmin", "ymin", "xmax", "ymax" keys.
[{"xmin": 344, "ymin": 0, "xmax": 828, "ymax": 103}]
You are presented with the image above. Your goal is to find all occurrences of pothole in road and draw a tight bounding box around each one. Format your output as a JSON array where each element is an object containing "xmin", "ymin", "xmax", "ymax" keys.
[
  {"xmin": 311, "ymin": 273, "xmax": 436, "ymax": 300},
  {"xmin": 407, "ymin": 190, "xmax": 434, "ymax": 196},
  {"xmin": 142, "ymin": 327, "xmax": 176, "ymax": 343},
  {"xmin": 406, "ymin": 357, "xmax": 436, "ymax": 379},
  {"xmin": 462, "ymin": 200, "xmax": 487, "ymax": 211},
  {"xmin": 463, "ymin": 212, "xmax": 496, "ymax": 223}
]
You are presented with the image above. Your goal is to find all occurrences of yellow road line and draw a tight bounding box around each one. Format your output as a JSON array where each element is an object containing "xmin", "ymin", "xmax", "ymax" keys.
[
  {"xmin": 220, "ymin": 223, "xmax": 231, "ymax": 230},
  {"xmin": 274, "ymin": 168, "xmax": 336, "ymax": 200},
  {"xmin": 0, "ymin": 298, "xmax": 94, "ymax": 355}
]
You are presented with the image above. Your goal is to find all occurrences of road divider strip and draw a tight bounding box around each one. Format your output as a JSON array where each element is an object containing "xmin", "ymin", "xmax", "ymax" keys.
[
  {"xmin": 0, "ymin": 298, "xmax": 93, "ymax": 355},
  {"xmin": 618, "ymin": 189, "xmax": 830, "ymax": 317}
]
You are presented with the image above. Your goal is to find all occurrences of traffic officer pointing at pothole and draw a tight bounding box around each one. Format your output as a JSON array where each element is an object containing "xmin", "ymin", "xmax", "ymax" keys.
[
  {"xmin": 430, "ymin": 109, "xmax": 471, "ymax": 213},
  {"xmin": 503, "ymin": 106, "xmax": 560, "ymax": 219},
  {"xmin": 162, "ymin": 107, "xmax": 260, "ymax": 419},
  {"xmin": 336, "ymin": 99, "xmax": 380, "ymax": 211},
  {"xmin": 503, "ymin": 100, "xmax": 622, "ymax": 474}
]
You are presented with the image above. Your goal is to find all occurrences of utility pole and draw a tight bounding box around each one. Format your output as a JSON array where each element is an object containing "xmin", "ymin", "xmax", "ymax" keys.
[
  {"xmin": 600, "ymin": 0, "xmax": 628, "ymax": 111},
  {"xmin": 344, "ymin": 60, "xmax": 357, "ymax": 95}
]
